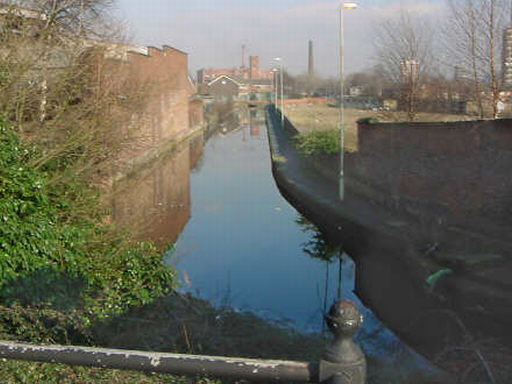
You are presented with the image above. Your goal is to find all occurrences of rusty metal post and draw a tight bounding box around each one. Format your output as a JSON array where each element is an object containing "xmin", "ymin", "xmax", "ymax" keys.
[{"xmin": 319, "ymin": 300, "xmax": 367, "ymax": 384}]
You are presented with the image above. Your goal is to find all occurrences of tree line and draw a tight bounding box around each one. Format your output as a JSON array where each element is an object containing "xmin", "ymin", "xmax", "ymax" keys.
[{"xmin": 282, "ymin": 0, "xmax": 511, "ymax": 120}]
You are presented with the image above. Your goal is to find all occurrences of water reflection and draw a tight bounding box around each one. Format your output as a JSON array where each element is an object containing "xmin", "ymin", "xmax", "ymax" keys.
[
  {"xmin": 295, "ymin": 215, "xmax": 442, "ymax": 378},
  {"xmin": 112, "ymin": 134, "xmax": 203, "ymax": 248},
  {"xmin": 174, "ymin": 108, "xmax": 347, "ymax": 331},
  {"xmin": 296, "ymin": 215, "xmax": 342, "ymax": 328},
  {"xmin": 110, "ymin": 104, "xmax": 449, "ymax": 379}
]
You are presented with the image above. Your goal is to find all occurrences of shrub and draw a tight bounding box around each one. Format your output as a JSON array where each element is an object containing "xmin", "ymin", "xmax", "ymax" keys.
[
  {"xmin": 0, "ymin": 119, "xmax": 175, "ymax": 319},
  {"xmin": 294, "ymin": 129, "xmax": 340, "ymax": 156}
]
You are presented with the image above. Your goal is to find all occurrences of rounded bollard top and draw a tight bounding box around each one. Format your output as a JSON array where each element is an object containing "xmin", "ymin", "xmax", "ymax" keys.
[{"xmin": 325, "ymin": 300, "xmax": 363, "ymax": 337}]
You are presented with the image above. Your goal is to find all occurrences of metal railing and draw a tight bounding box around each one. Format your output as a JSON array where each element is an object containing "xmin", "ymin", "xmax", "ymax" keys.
[{"xmin": 0, "ymin": 300, "xmax": 366, "ymax": 383}]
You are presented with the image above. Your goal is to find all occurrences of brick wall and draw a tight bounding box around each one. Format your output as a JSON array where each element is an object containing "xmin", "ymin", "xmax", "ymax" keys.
[
  {"xmin": 127, "ymin": 46, "xmax": 191, "ymax": 146},
  {"xmin": 96, "ymin": 44, "xmax": 204, "ymax": 179},
  {"xmin": 351, "ymin": 119, "xmax": 512, "ymax": 224},
  {"xmin": 189, "ymin": 99, "xmax": 204, "ymax": 129},
  {"xmin": 279, "ymin": 111, "xmax": 512, "ymax": 234}
]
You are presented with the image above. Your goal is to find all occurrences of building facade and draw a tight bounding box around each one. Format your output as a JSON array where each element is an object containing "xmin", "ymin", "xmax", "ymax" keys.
[{"xmin": 197, "ymin": 53, "xmax": 274, "ymax": 101}]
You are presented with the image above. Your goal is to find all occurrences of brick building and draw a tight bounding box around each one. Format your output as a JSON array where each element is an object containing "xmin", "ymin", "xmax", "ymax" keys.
[
  {"xmin": 78, "ymin": 42, "xmax": 203, "ymax": 179},
  {"xmin": 197, "ymin": 54, "xmax": 274, "ymax": 101}
]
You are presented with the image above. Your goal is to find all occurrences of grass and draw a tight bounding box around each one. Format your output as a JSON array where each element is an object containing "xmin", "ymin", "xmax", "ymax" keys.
[
  {"xmin": 285, "ymin": 104, "xmax": 470, "ymax": 154},
  {"xmin": 0, "ymin": 293, "xmax": 326, "ymax": 383},
  {"xmin": 1, "ymin": 291, "xmax": 467, "ymax": 384}
]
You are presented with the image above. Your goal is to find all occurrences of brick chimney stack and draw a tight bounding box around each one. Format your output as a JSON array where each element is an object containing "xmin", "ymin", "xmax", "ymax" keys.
[
  {"xmin": 308, "ymin": 40, "xmax": 314, "ymax": 78},
  {"xmin": 249, "ymin": 56, "xmax": 259, "ymax": 79}
]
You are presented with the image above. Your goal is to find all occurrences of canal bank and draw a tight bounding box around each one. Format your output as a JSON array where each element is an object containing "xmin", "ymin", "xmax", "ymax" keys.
[
  {"xmin": 108, "ymin": 104, "xmax": 505, "ymax": 382},
  {"xmin": 265, "ymin": 105, "xmax": 512, "ymax": 381},
  {"xmin": 146, "ymin": 106, "xmax": 448, "ymax": 383},
  {"xmin": 267, "ymin": 103, "xmax": 511, "ymax": 377}
]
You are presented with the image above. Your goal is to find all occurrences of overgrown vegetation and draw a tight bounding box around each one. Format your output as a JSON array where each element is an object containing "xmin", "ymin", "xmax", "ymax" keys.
[
  {"xmin": 0, "ymin": 118, "xmax": 175, "ymax": 318},
  {"xmin": 294, "ymin": 128, "xmax": 340, "ymax": 156},
  {"xmin": 287, "ymin": 104, "xmax": 470, "ymax": 156},
  {"xmin": 0, "ymin": 1, "xmax": 182, "ymax": 380}
]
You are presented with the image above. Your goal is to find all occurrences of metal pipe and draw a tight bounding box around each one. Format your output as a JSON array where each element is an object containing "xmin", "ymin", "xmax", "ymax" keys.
[
  {"xmin": 338, "ymin": 2, "xmax": 357, "ymax": 201},
  {"xmin": 0, "ymin": 341, "xmax": 317, "ymax": 383},
  {"xmin": 0, "ymin": 298, "xmax": 366, "ymax": 384},
  {"xmin": 339, "ymin": 2, "xmax": 345, "ymax": 201},
  {"xmin": 273, "ymin": 68, "xmax": 278, "ymax": 110},
  {"xmin": 280, "ymin": 61, "xmax": 284, "ymax": 128}
]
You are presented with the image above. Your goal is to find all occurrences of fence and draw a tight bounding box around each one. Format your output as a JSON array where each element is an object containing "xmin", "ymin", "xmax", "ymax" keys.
[{"xmin": 0, "ymin": 300, "xmax": 366, "ymax": 383}]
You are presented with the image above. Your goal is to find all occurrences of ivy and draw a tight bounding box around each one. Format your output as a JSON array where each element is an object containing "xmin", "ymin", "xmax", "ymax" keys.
[{"xmin": 0, "ymin": 119, "xmax": 176, "ymax": 319}]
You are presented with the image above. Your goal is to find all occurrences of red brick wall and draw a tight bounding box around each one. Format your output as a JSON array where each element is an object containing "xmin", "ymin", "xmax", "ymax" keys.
[
  {"xmin": 189, "ymin": 99, "xmax": 204, "ymax": 129},
  {"xmin": 351, "ymin": 119, "xmax": 512, "ymax": 222},
  {"xmin": 126, "ymin": 46, "xmax": 192, "ymax": 153}
]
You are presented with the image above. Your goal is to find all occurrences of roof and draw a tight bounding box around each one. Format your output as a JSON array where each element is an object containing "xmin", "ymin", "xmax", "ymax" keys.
[
  {"xmin": 81, "ymin": 39, "xmax": 148, "ymax": 61},
  {"xmin": 163, "ymin": 45, "xmax": 188, "ymax": 56},
  {"xmin": 207, "ymin": 75, "xmax": 242, "ymax": 87},
  {"xmin": 0, "ymin": 4, "xmax": 47, "ymax": 20}
]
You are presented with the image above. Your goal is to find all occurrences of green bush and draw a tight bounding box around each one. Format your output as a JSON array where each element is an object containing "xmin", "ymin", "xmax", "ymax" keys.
[
  {"xmin": 294, "ymin": 129, "xmax": 340, "ymax": 156},
  {"xmin": 0, "ymin": 119, "xmax": 176, "ymax": 320}
]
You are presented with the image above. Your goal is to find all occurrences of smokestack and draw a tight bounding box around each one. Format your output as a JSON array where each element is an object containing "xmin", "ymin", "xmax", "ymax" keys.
[
  {"xmin": 242, "ymin": 45, "xmax": 246, "ymax": 68},
  {"xmin": 308, "ymin": 40, "xmax": 314, "ymax": 78}
]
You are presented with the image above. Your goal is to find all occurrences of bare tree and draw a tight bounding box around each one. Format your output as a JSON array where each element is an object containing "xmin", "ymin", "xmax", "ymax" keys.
[
  {"xmin": 374, "ymin": 10, "xmax": 434, "ymax": 120},
  {"xmin": 445, "ymin": 0, "xmax": 508, "ymax": 118},
  {"xmin": 446, "ymin": 0, "xmax": 485, "ymax": 117},
  {"xmin": 484, "ymin": 0, "xmax": 503, "ymax": 118},
  {"xmin": 0, "ymin": 0, "xmax": 146, "ymax": 184},
  {"xmin": 3, "ymin": 0, "xmax": 119, "ymax": 38}
]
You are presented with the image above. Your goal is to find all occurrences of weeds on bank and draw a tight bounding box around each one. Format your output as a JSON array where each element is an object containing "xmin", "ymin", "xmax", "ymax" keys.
[
  {"xmin": 0, "ymin": 119, "xmax": 176, "ymax": 321},
  {"xmin": 0, "ymin": 3, "xmax": 179, "ymax": 380},
  {"xmin": 294, "ymin": 129, "xmax": 340, "ymax": 156}
]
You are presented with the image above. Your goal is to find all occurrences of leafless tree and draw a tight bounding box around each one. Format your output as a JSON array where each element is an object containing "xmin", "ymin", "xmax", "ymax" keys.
[
  {"xmin": 374, "ymin": 10, "xmax": 434, "ymax": 120},
  {"xmin": 3, "ymin": 0, "xmax": 120, "ymax": 38},
  {"xmin": 0, "ymin": 0, "xmax": 146, "ymax": 184},
  {"xmin": 445, "ymin": 0, "xmax": 485, "ymax": 117},
  {"xmin": 445, "ymin": 0, "xmax": 508, "ymax": 118},
  {"xmin": 484, "ymin": 0, "xmax": 505, "ymax": 118}
]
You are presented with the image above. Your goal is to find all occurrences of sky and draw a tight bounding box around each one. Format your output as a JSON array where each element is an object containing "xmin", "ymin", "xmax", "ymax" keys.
[{"xmin": 115, "ymin": 0, "xmax": 446, "ymax": 77}]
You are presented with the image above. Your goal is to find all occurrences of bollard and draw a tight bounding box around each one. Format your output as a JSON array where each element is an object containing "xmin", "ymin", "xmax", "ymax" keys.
[{"xmin": 319, "ymin": 300, "xmax": 367, "ymax": 384}]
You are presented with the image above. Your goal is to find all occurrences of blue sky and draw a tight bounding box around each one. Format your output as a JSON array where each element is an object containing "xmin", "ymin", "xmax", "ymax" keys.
[{"xmin": 115, "ymin": 0, "xmax": 445, "ymax": 77}]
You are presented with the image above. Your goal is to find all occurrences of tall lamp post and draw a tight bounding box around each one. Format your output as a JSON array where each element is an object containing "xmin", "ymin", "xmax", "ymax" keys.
[
  {"xmin": 274, "ymin": 57, "xmax": 284, "ymax": 128},
  {"xmin": 272, "ymin": 68, "xmax": 278, "ymax": 107},
  {"xmin": 339, "ymin": 1, "xmax": 358, "ymax": 201}
]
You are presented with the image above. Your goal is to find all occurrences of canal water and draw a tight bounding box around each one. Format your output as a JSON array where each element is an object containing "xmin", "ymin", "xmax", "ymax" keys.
[
  {"xmin": 113, "ymin": 107, "xmax": 441, "ymax": 378},
  {"xmin": 172, "ymin": 110, "xmax": 342, "ymax": 330}
]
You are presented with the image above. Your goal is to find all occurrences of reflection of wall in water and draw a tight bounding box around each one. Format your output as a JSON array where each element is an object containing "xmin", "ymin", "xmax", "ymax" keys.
[
  {"xmin": 113, "ymin": 143, "xmax": 193, "ymax": 247},
  {"xmin": 189, "ymin": 134, "xmax": 204, "ymax": 170}
]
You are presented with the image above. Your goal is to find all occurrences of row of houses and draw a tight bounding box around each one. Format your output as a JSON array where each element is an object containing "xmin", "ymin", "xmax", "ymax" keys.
[{"xmin": 197, "ymin": 55, "xmax": 274, "ymax": 102}]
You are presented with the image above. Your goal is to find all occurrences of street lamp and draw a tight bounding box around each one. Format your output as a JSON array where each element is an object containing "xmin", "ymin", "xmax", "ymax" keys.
[
  {"xmin": 272, "ymin": 68, "xmax": 278, "ymax": 107},
  {"xmin": 274, "ymin": 57, "xmax": 284, "ymax": 128},
  {"xmin": 339, "ymin": 1, "xmax": 357, "ymax": 201}
]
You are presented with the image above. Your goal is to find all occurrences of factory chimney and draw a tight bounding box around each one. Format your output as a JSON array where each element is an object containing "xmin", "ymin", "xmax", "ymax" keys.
[
  {"xmin": 308, "ymin": 40, "xmax": 314, "ymax": 78},
  {"xmin": 242, "ymin": 45, "xmax": 246, "ymax": 68}
]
